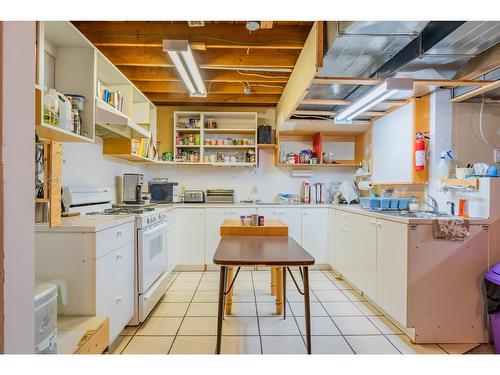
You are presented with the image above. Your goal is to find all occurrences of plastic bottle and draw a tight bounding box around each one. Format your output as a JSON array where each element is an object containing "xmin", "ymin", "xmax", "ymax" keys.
[
  {"xmin": 43, "ymin": 88, "xmax": 59, "ymax": 126},
  {"xmin": 437, "ymin": 150, "xmax": 453, "ymax": 179}
]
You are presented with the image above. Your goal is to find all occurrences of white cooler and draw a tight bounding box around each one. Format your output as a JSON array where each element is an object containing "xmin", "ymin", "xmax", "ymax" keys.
[{"xmin": 34, "ymin": 282, "xmax": 58, "ymax": 354}]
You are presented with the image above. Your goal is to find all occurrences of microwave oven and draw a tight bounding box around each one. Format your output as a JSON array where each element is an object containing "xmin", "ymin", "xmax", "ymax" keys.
[{"xmin": 148, "ymin": 181, "xmax": 179, "ymax": 203}]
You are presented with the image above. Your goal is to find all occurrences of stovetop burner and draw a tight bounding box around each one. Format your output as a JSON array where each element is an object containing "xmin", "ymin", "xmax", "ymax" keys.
[{"xmin": 86, "ymin": 207, "xmax": 155, "ymax": 216}]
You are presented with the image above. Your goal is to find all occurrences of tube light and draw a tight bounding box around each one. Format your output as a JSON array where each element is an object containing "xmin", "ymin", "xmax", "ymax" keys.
[
  {"xmin": 163, "ymin": 40, "xmax": 207, "ymax": 97},
  {"xmin": 335, "ymin": 78, "xmax": 413, "ymax": 123}
]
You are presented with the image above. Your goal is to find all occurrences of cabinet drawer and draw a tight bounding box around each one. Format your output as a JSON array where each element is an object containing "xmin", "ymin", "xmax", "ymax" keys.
[
  {"xmin": 96, "ymin": 279, "xmax": 134, "ymax": 344},
  {"xmin": 95, "ymin": 221, "xmax": 135, "ymax": 258},
  {"xmin": 96, "ymin": 241, "xmax": 134, "ymax": 308},
  {"xmin": 335, "ymin": 210, "xmax": 355, "ymax": 227}
]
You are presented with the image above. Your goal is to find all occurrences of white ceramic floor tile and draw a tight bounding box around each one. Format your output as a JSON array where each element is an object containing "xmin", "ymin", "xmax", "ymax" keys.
[
  {"xmin": 342, "ymin": 289, "xmax": 366, "ymax": 302},
  {"xmin": 259, "ymin": 316, "xmax": 301, "ymax": 335},
  {"xmin": 162, "ymin": 290, "xmax": 195, "ymax": 303},
  {"xmin": 119, "ymin": 325, "xmax": 140, "ymax": 336},
  {"xmin": 197, "ymin": 281, "xmax": 220, "ymax": 291},
  {"xmin": 136, "ymin": 317, "xmax": 183, "ymax": 336},
  {"xmin": 230, "ymin": 302, "xmax": 257, "ymax": 316},
  {"xmin": 322, "ymin": 301, "xmax": 364, "ymax": 317},
  {"xmin": 332, "ymin": 316, "xmax": 380, "ymax": 335},
  {"xmin": 308, "ymin": 272, "xmax": 330, "ymax": 281},
  {"xmin": 201, "ymin": 272, "xmax": 220, "ymax": 281},
  {"xmin": 368, "ymin": 316, "xmax": 403, "ymax": 335},
  {"xmin": 330, "ymin": 279, "xmax": 354, "ymax": 290},
  {"xmin": 314, "ymin": 290, "xmax": 350, "ymax": 302},
  {"xmin": 253, "ymin": 280, "xmax": 272, "ymax": 290},
  {"xmin": 175, "ymin": 272, "xmax": 203, "ymax": 282},
  {"xmin": 310, "ymin": 280, "xmax": 339, "ymax": 290},
  {"xmin": 288, "ymin": 301, "xmax": 328, "ymax": 317},
  {"xmin": 192, "ymin": 290, "xmax": 219, "ymax": 302},
  {"xmin": 252, "ymin": 271, "xmax": 271, "ymax": 280},
  {"xmin": 352, "ymin": 301, "xmax": 382, "ymax": 316},
  {"xmin": 286, "ymin": 290, "xmax": 318, "ymax": 302},
  {"xmin": 221, "ymin": 336, "xmax": 261, "ymax": 354},
  {"xmin": 222, "ymin": 316, "xmax": 259, "ymax": 336},
  {"xmin": 186, "ymin": 302, "xmax": 218, "ymax": 317},
  {"xmin": 122, "ymin": 336, "xmax": 174, "ymax": 354},
  {"xmin": 232, "ymin": 281, "xmax": 254, "ymax": 291},
  {"xmin": 296, "ymin": 316, "xmax": 341, "ymax": 336},
  {"xmin": 310, "ymin": 336, "xmax": 354, "ymax": 354},
  {"xmin": 109, "ymin": 336, "xmax": 132, "ymax": 354},
  {"xmin": 169, "ymin": 336, "xmax": 216, "ymax": 354},
  {"xmin": 231, "ymin": 290, "xmax": 255, "ymax": 302},
  {"xmin": 169, "ymin": 281, "xmax": 199, "ymax": 291},
  {"xmin": 257, "ymin": 302, "xmax": 282, "ymax": 316},
  {"xmin": 255, "ymin": 290, "xmax": 277, "ymax": 302},
  {"xmin": 385, "ymin": 335, "xmax": 447, "ymax": 354},
  {"xmin": 261, "ymin": 336, "xmax": 306, "ymax": 354},
  {"xmin": 345, "ymin": 335, "xmax": 400, "ymax": 354},
  {"xmin": 152, "ymin": 302, "xmax": 189, "ymax": 317},
  {"xmin": 178, "ymin": 317, "xmax": 218, "ymax": 335}
]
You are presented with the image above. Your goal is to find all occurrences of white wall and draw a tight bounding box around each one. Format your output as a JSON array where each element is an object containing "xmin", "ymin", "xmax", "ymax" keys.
[
  {"xmin": 62, "ymin": 138, "xmax": 143, "ymax": 202},
  {"xmin": 145, "ymin": 150, "xmax": 356, "ymax": 203},
  {"xmin": 2, "ymin": 21, "xmax": 36, "ymax": 353}
]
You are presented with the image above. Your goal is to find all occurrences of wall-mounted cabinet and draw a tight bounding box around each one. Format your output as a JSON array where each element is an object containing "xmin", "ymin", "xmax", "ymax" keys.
[
  {"xmin": 371, "ymin": 97, "xmax": 430, "ymax": 185},
  {"xmin": 275, "ymin": 130, "xmax": 365, "ymax": 168},
  {"xmin": 35, "ymin": 21, "xmax": 155, "ymax": 149}
]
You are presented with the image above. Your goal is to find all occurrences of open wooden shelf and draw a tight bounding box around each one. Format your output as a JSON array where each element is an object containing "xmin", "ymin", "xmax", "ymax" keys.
[
  {"xmin": 175, "ymin": 144, "xmax": 201, "ymax": 148},
  {"xmin": 258, "ymin": 144, "xmax": 277, "ymax": 149},
  {"xmin": 276, "ymin": 163, "xmax": 359, "ymax": 168},
  {"xmin": 204, "ymin": 145, "xmax": 255, "ymax": 149},
  {"xmin": 203, "ymin": 128, "xmax": 256, "ymax": 134},
  {"xmin": 36, "ymin": 121, "xmax": 94, "ymax": 143},
  {"xmin": 441, "ymin": 178, "xmax": 479, "ymax": 189},
  {"xmin": 176, "ymin": 128, "xmax": 201, "ymax": 133}
]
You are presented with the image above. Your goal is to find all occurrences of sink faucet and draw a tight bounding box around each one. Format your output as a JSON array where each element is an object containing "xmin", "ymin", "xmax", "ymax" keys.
[{"xmin": 423, "ymin": 195, "xmax": 439, "ymax": 213}]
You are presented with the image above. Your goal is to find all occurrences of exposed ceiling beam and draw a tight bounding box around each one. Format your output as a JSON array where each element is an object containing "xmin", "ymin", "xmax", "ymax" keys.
[
  {"xmin": 134, "ymin": 81, "xmax": 284, "ymax": 94},
  {"xmin": 97, "ymin": 46, "xmax": 300, "ymax": 69},
  {"xmin": 117, "ymin": 66, "xmax": 290, "ymax": 83},
  {"xmin": 300, "ymin": 98, "xmax": 408, "ymax": 106},
  {"xmin": 454, "ymin": 43, "xmax": 500, "ymax": 80},
  {"xmin": 260, "ymin": 21, "xmax": 274, "ymax": 29},
  {"xmin": 144, "ymin": 93, "xmax": 281, "ymax": 105},
  {"xmin": 72, "ymin": 21, "xmax": 310, "ymax": 49},
  {"xmin": 311, "ymin": 77, "xmax": 495, "ymax": 87},
  {"xmin": 450, "ymin": 80, "xmax": 500, "ymax": 103}
]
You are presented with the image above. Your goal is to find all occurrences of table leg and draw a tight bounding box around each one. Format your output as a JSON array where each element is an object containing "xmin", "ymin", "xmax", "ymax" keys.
[
  {"xmin": 225, "ymin": 266, "xmax": 234, "ymax": 315},
  {"xmin": 270, "ymin": 267, "xmax": 276, "ymax": 296},
  {"xmin": 275, "ymin": 267, "xmax": 283, "ymax": 315},
  {"xmin": 216, "ymin": 266, "xmax": 227, "ymax": 354},
  {"xmin": 303, "ymin": 266, "xmax": 311, "ymax": 354},
  {"xmin": 283, "ymin": 266, "xmax": 287, "ymax": 319}
]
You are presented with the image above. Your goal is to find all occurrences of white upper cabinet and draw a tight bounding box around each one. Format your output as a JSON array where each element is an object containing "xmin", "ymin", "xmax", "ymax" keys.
[{"xmin": 372, "ymin": 103, "xmax": 414, "ymax": 184}]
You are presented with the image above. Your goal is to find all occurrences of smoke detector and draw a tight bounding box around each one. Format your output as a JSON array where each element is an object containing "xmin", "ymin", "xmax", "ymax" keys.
[
  {"xmin": 246, "ymin": 21, "xmax": 260, "ymax": 32},
  {"xmin": 188, "ymin": 21, "xmax": 205, "ymax": 27}
]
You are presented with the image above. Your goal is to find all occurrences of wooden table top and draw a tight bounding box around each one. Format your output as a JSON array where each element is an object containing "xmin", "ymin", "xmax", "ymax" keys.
[
  {"xmin": 213, "ymin": 235, "xmax": 315, "ymax": 266},
  {"xmin": 220, "ymin": 219, "xmax": 288, "ymax": 236}
]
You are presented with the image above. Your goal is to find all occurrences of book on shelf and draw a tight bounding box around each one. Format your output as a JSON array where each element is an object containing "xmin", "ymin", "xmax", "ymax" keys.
[
  {"xmin": 96, "ymin": 80, "xmax": 124, "ymax": 112},
  {"xmin": 133, "ymin": 138, "xmax": 151, "ymax": 158}
]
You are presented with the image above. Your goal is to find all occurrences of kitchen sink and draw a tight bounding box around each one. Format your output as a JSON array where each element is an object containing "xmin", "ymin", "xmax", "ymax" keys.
[{"xmin": 384, "ymin": 211, "xmax": 454, "ymax": 219}]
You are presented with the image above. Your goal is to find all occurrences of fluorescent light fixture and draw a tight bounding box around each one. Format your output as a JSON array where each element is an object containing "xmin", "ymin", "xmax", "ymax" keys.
[
  {"xmin": 163, "ymin": 40, "xmax": 207, "ymax": 97},
  {"xmin": 335, "ymin": 78, "xmax": 413, "ymax": 123}
]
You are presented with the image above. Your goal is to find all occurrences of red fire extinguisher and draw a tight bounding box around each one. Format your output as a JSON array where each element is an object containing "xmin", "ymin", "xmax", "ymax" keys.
[{"xmin": 415, "ymin": 132, "xmax": 429, "ymax": 171}]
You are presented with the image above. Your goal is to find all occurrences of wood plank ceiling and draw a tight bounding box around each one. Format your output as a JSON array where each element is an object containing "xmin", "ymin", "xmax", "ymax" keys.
[{"xmin": 72, "ymin": 21, "xmax": 314, "ymax": 106}]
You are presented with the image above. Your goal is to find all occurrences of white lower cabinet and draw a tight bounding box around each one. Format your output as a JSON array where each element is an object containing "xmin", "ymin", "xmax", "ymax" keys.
[
  {"xmin": 204, "ymin": 207, "xmax": 256, "ymax": 265},
  {"xmin": 35, "ymin": 220, "xmax": 135, "ymax": 344},
  {"xmin": 175, "ymin": 208, "xmax": 205, "ymax": 267},
  {"xmin": 256, "ymin": 207, "xmax": 302, "ymax": 244},
  {"xmin": 354, "ymin": 214, "xmax": 377, "ymax": 301},
  {"xmin": 376, "ymin": 219, "xmax": 408, "ymax": 325},
  {"xmin": 334, "ymin": 215, "xmax": 356, "ymax": 281},
  {"xmin": 301, "ymin": 208, "xmax": 329, "ymax": 264}
]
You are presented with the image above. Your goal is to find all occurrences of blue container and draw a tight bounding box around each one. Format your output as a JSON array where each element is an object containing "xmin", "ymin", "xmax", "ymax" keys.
[
  {"xmin": 390, "ymin": 198, "xmax": 399, "ymax": 209},
  {"xmin": 380, "ymin": 198, "xmax": 391, "ymax": 210},
  {"xmin": 360, "ymin": 197, "xmax": 380, "ymax": 209},
  {"xmin": 398, "ymin": 198, "xmax": 409, "ymax": 210}
]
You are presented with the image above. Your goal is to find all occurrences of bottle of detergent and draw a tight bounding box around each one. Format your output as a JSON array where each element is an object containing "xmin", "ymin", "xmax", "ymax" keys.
[{"xmin": 438, "ymin": 150, "xmax": 453, "ymax": 179}]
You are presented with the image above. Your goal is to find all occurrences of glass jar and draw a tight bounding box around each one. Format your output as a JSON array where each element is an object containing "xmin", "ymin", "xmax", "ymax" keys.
[{"xmin": 409, "ymin": 194, "xmax": 419, "ymax": 212}]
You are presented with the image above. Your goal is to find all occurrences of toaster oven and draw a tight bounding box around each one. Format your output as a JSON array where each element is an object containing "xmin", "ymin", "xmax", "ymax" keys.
[{"xmin": 183, "ymin": 190, "xmax": 205, "ymax": 203}]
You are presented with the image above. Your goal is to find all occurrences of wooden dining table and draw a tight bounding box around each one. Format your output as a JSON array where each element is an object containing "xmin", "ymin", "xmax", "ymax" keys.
[{"xmin": 213, "ymin": 219, "xmax": 315, "ymax": 354}]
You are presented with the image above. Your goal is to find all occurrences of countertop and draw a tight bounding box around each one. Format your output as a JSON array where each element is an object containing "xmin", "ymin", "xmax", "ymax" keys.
[
  {"xmin": 35, "ymin": 215, "xmax": 135, "ymax": 233},
  {"xmin": 330, "ymin": 204, "xmax": 491, "ymax": 225},
  {"xmin": 157, "ymin": 202, "xmax": 331, "ymax": 209}
]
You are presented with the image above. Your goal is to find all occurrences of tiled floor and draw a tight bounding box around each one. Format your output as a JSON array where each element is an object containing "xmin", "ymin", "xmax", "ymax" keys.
[{"xmin": 110, "ymin": 269, "xmax": 489, "ymax": 355}]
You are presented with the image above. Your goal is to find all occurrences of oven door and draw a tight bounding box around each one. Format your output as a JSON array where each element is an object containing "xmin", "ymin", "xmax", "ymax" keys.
[{"xmin": 138, "ymin": 220, "xmax": 168, "ymax": 294}]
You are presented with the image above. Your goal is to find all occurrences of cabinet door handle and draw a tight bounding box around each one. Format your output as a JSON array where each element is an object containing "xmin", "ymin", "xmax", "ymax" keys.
[
  {"xmin": 342, "ymin": 227, "xmax": 348, "ymax": 232},
  {"xmin": 377, "ymin": 222, "xmax": 382, "ymax": 227},
  {"xmin": 116, "ymin": 253, "xmax": 123, "ymax": 261},
  {"xmin": 341, "ymin": 213, "xmax": 346, "ymax": 218},
  {"xmin": 303, "ymin": 212, "xmax": 307, "ymax": 216},
  {"xmin": 116, "ymin": 297, "xmax": 123, "ymax": 305},
  {"xmin": 116, "ymin": 231, "xmax": 122, "ymax": 237},
  {"xmin": 370, "ymin": 220, "xmax": 376, "ymax": 226}
]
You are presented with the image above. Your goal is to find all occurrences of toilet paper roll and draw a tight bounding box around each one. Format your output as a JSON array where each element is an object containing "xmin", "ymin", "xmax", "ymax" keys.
[{"xmin": 358, "ymin": 180, "xmax": 373, "ymax": 191}]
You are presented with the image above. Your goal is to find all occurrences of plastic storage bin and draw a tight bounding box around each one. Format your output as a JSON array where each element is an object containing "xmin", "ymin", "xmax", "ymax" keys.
[
  {"xmin": 484, "ymin": 263, "xmax": 500, "ymax": 354},
  {"xmin": 360, "ymin": 197, "xmax": 380, "ymax": 209},
  {"xmin": 380, "ymin": 198, "xmax": 391, "ymax": 210},
  {"xmin": 390, "ymin": 198, "xmax": 399, "ymax": 209},
  {"xmin": 398, "ymin": 198, "xmax": 409, "ymax": 210},
  {"xmin": 35, "ymin": 282, "xmax": 58, "ymax": 354}
]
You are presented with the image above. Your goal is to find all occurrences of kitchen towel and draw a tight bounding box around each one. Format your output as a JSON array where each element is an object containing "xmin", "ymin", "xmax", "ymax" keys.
[{"xmin": 432, "ymin": 219, "xmax": 470, "ymax": 241}]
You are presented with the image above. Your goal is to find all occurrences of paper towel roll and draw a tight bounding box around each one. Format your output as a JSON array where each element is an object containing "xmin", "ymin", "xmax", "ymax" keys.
[{"xmin": 358, "ymin": 180, "xmax": 373, "ymax": 191}]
